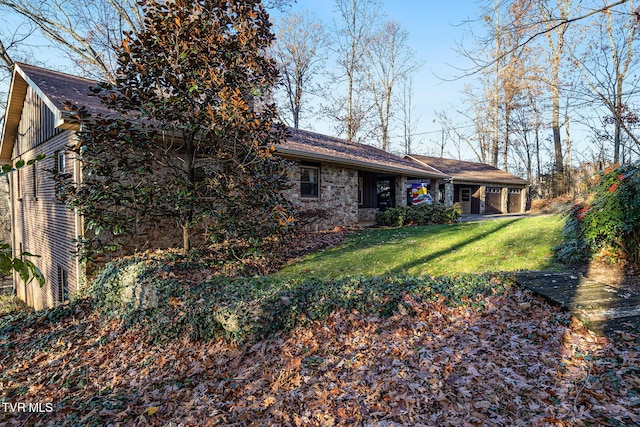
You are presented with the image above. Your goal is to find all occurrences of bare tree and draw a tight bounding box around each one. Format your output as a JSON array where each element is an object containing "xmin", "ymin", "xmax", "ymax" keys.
[
  {"xmin": 573, "ymin": 0, "xmax": 640, "ymax": 163},
  {"xmin": 327, "ymin": 0, "xmax": 381, "ymax": 142},
  {"xmin": 400, "ymin": 76, "xmax": 421, "ymax": 155},
  {"xmin": 535, "ymin": 0, "xmax": 576, "ymax": 186},
  {"xmin": 364, "ymin": 20, "xmax": 420, "ymax": 152},
  {"xmin": 0, "ymin": 0, "xmax": 145, "ymax": 81},
  {"xmin": 0, "ymin": 0, "xmax": 297, "ymax": 82},
  {"xmin": 271, "ymin": 11, "xmax": 330, "ymax": 129}
]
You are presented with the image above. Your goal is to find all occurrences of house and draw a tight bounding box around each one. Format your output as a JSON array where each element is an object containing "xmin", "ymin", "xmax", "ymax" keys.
[
  {"xmin": 406, "ymin": 155, "xmax": 529, "ymax": 214},
  {"xmin": 0, "ymin": 63, "xmax": 449, "ymax": 309}
]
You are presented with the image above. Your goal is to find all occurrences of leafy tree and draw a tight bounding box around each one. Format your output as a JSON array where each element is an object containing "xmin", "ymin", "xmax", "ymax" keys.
[
  {"xmin": 0, "ymin": 157, "xmax": 45, "ymax": 285},
  {"xmin": 59, "ymin": 0, "xmax": 294, "ymax": 257}
]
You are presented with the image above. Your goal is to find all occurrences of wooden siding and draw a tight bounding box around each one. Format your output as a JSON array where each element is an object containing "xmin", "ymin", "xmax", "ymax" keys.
[
  {"xmin": 11, "ymin": 91, "xmax": 78, "ymax": 309},
  {"xmin": 14, "ymin": 86, "xmax": 60, "ymax": 156}
]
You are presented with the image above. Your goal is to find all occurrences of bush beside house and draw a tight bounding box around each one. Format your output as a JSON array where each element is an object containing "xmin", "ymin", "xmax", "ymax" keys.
[{"xmin": 375, "ymin": 203, "xmax": 462, "ymax": 227}]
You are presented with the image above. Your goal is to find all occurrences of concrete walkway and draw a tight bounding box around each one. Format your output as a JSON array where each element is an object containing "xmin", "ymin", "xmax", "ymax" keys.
[{"xmin": 513, "ymin": 271, "xmax": 640, "ymax": 337}]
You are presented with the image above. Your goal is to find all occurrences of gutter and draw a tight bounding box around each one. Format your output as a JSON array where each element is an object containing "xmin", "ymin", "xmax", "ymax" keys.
[{"xmin": 276, "ymin": 146, "xmax": 449, "ymax": 179}]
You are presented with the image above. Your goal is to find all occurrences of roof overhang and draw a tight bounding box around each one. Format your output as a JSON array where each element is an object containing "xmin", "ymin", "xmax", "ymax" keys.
[
  {"xmin": 0, "ymin": 63, "xmax": 77, "ymax": 163},
  {"xmin": 276, "ymin": 146, "xmax": 447, "ymax": 179},
  {"xmin": 406, "ymin": 155, "xmax": 528, "ymax": 187}
]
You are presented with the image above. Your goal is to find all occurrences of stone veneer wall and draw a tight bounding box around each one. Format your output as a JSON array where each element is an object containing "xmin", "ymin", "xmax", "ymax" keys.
[
  {"xmin": 394, "ymin": 176, "xmax": 408, "ymax": 209},
  {"xmin": 358, "ymin": 208, "xmax": 377, "ymax": 222},
  {"xmin": 285, "ymin": 162, "xmax": 359, "ymax": 231}
]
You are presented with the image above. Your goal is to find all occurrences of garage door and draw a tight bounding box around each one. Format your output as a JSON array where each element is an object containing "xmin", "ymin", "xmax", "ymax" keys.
[
  {"xmin": 508, "ymin": 188, "xmax": 522, "ymax": 213},
  {"xmin": 485, "ymin": 187, "xmax": 502, "ymax": 214}
]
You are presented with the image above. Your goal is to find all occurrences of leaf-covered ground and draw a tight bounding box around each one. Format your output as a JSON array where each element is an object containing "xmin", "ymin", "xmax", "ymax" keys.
[{"xmin": 1, "ymin": 285, "xmax": 638, "ymax": 426}]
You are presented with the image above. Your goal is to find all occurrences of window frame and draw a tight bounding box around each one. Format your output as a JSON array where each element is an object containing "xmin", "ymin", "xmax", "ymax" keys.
[
  {"xmin": 300, "ymin": 165, "xmax": 320, "ymax": 199},
  {"xmin": 57, "ymin": 265, "xmax": 69, "ymax": 304}
]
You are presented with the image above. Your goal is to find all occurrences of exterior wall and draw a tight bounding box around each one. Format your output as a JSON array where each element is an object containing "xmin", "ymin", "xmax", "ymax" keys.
[
  {"xmin": 11, "ymin": 116, "xmax": 80, "ymax": 309},
  {"xmin": 0, "ymin": 176, "xmax": 9, "ymax": 250},
  {"xmin": 358, "ymin": 208, "xmax": 377, "ymax": 222},
  {"xmin": 478, "ymin": 186, "xmax": 486, "ymax": 214},
  {"xmin": 444, "ymin": 182, "xmax": 454, "ymax": 206},
  {"xmin": 284, "ymin": 162, "xmax": 359, "ymax": 230},
  {"xmin": 394, "ymin": 176, "xmax": 407, "ymax": 208}
]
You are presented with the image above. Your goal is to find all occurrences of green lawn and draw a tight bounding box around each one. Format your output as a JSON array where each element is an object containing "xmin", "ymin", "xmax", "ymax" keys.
[{"xmin": 277, "ymin": 215, "xmax": 564, "ymax": 279}]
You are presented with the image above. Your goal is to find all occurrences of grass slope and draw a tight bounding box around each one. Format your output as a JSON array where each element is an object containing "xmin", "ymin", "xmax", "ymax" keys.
[{"xmin": 278, "ymin": 215, "xmax": 564, "ymax": 280}]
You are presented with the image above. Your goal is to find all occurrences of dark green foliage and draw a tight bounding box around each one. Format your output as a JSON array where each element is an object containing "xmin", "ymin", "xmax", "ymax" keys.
[
  {"xmin": 553, "ymin": 205, "xmax": 591, "ymax": 265},
  {"xmin": 555, "ymin": 163, "xmax": 640, "ymax": 264},
  {"xmin": 375, "ymin": 207, "xmax": 405, "ymax": 226},
  {"xmin": 0, "ymin": 157, "xmax": 46, "ymax": 285},
  {"xmin": 88, "ymin": 254, "xmax": 509, "ymax": 344},
  {"xmin": 376, "ymin": 204, "xmax": 461, "ymax": 227},
  {"xmin": 56, "ymin": 0, "xmax": 294, "ymax": 258}
]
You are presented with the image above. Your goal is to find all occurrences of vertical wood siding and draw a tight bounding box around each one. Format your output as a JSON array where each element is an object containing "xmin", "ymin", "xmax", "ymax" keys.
[{"xmin": 11, "ymin": 88, "xmax": 78, "ymax": 310}]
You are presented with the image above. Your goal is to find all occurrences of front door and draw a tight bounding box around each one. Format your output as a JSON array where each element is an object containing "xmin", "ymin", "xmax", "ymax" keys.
[
  {"xmin": 459, "ymin": 187, "xmax": 471, "ymax": 214},
  {"xmin": 376, "ymin": 177, "xmax": 395, "ymax": 211}
]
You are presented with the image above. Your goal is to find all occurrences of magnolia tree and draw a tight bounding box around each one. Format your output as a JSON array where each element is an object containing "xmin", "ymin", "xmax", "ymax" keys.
[{"xmin": 58, "ymin": 0, "xmax": 294, "ymax": 258}]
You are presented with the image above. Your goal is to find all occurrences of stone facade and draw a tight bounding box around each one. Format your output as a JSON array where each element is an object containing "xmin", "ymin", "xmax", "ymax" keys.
[
  {"xmin": 394, "ymin": 176, "xmax": 408, "ymax": 209},
  {"xmin": 285, "ymin": 162, "xmax": 359, "ymax": 231},
  {"xmin": 358, "ymin": 208, "xmax": 377, "ymax": 223}
]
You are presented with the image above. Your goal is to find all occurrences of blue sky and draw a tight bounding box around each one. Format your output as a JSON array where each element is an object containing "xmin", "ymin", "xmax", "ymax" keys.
[
  {"xmin": 272, "ymin": 0, "xmax": 484, "ymax": 156},
  {"xmin": 0, "ymin": 0, "xmax": 484, "ymax": 159}
]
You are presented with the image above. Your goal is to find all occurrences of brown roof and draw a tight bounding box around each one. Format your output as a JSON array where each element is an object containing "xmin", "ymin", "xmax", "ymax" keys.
[
  {"xmin": 15, "ymin": 63, "xmax": 111, "ymax": 117},
  {"xmin": 278, "ymin": 129, "xmax": 448, "ymax": 178},
  {"xmin": 1, "ymin": 63, "xmax": 111, "ymax": 161},
  {"xmin": 407, "ymin": 155, "xmax": 528, "ymax": 186},
  {"xmin": 2, "ymin": 63, "xmax": 449, "ymax": 178}
]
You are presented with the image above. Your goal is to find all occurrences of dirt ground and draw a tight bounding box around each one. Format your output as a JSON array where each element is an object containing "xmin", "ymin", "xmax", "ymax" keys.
[{"xmin": 576, "ymin": 259, "xmax": 640, "ymax": 291}]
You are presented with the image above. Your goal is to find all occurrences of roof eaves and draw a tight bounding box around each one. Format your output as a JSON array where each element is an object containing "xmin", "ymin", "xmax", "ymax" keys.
[
  {"xmin": 405, "ymin": 155, "xmax": 449, "ymax": 176},
  {"xmin": 14, "ymin": 63, "xmax": 67, "ymax": 128},
  {"xmin": 276, "ymin": 146, "xmax": 447, "ymax": 179},
  {"xmin": 0, "ymin": 67, "xmax": 27, "ymax": 163}
]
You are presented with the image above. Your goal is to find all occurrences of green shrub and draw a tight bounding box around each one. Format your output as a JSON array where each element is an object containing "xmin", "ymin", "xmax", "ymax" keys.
[
  {"xmin": 553, "ymin": 204, "xmax": 591, "ymax": 265},
  {"xmin": 557, "ymin": 163, "xmax": 640, "ymax": 264},
  {"xmin": 375, "ymin": 207, "xmax": 405, "ymax": 226},
  {"xmin": 88, "ymin": 256, "xmax": 510, "ymax": 344},
  {"xmin": 376, "ymin": 204, "xmax": 461, "ymax": 227}
]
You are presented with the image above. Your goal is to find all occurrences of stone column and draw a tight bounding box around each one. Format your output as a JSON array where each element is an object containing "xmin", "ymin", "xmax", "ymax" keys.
[
  {"xmin": 501, "ymin": 187, "xmax": 508, "ymax": 214},
  {"xmin": 395, "ymin": 176, "xmax": 407, "ymax": 207},
  {"xmin": 444, "ymin": 181, "xmax": 454, "ymax": 206}
]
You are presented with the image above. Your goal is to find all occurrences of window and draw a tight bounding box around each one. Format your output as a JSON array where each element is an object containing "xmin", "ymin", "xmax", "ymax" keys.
[
  {"xmin": 508, "ymin": 188, "xmax": 521, "ymax": 194},
  {"xmin": 358, "ymin": 176, "xmax": 364, "ymax": 205},
  {"xmin": 54, "ymin": 151, "xmax": 66, "ymax": 174},
  {"xmin": 486, "ymin": 187, "xmax": 501, "ymax": 194},
  {"xmin": 461, "ymin": 188, "xmax": 471, "ymax": 202},
  {"xmin": 53, "ymin": 151, "xmax": 68, "ymax": 201},
  {"xmin": 32, "ymin": 163, "xmax": 37, "ymax": 200},
  {"xmin": 16, "ymin": 168, "xmax": 22, "ymax": 200},
  {"xmin": 300, "ymin": 166, "xmax": 319, "ymax": 198},
  {"xmin": 57, "ymin": 266, "xmax": 69, "ymax": 303}
]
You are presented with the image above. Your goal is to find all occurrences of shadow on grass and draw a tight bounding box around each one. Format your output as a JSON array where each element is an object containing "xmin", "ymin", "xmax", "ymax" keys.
[{"xmin": 386, "ymin": 218, "xmax": 526, "ymax": 276}]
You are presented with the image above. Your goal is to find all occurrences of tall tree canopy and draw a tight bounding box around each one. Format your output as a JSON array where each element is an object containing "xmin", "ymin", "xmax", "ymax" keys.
[{"xmin": 61, "ymin": 0, "xmax": 294, "ymax": 257}]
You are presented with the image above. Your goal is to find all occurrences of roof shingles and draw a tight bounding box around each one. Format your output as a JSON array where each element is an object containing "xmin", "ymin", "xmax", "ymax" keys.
[{"xmin": 408, "ymin": 155, "xmax": 528, "ymax": 186}]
